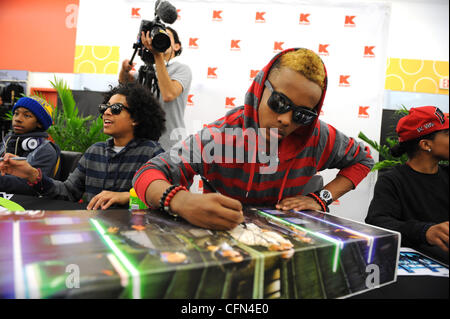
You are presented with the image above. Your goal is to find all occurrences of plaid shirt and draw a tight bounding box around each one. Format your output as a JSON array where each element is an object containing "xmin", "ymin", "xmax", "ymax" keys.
[{"xmin": 35, "ymin": 137, "xmax": 163, "ymax": 205}]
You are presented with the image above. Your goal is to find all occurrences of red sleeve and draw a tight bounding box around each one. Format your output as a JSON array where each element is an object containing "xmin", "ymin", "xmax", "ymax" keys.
[
  {"xmin": 337, "ymin": 162, "xmax": 371, "ymax": 188},
  {"xmin": 134, "ymin": 169, "xmax": 169, "ymax": 205}
]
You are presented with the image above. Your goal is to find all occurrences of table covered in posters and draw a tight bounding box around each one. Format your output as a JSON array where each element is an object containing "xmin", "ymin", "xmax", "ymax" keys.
[{"xmin": 0, "ymin": 205, "xmax": 403, "ymax": 299}]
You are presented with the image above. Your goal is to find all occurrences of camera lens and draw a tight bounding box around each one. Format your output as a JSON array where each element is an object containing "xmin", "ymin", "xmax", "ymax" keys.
[{"xmin": 151, "ymin": 28, "xmax": 171, "ymax": 52}]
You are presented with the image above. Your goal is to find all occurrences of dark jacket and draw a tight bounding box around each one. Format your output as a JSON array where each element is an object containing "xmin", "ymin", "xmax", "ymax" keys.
[{"xmin": 0, "ymin": 131, "xmax": 60, "ymax": 194}]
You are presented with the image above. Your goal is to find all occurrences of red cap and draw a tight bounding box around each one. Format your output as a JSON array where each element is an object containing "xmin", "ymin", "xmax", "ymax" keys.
[{"xmin": 396, "ymin": 106, "xmax": 449, "ymax": 142}]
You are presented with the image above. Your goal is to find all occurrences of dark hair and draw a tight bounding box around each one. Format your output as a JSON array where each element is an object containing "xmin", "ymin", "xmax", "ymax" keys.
[
  {"xmin": 103, "ymin": 82, "xmax": 166, "ymax": 140},
  {"xmin": 166, "ymin": 26, "xmax": 182, "ymax": 57},
  {"xmin": 390, "ymin": 129, "xmax": 448, "ymax": 158}
]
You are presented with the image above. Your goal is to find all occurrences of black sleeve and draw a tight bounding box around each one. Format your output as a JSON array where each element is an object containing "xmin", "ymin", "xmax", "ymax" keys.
[
  {"xmin": 0, "ymin": 175, "xmax": 39, "ymax": 195},
  {"xmin": 365, "ymin": 173, "xmax": 432, "ymax": 246}
]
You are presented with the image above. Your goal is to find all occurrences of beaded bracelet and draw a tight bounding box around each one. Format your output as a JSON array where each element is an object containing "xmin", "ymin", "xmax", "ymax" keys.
[
  {"xmin": 159, "ymin": 185, "xmax": 177, "ymax": 213},
  {"xmin": 27, "ymin": 168, "xmax": 42, "ymax": 187},
  {"xmin": 306, "ymin": 192, "xmax": 329, "ymax": 212},
  {"xmin": 159, "ymin": 185, "xmax": 188, "ymax": 217}
]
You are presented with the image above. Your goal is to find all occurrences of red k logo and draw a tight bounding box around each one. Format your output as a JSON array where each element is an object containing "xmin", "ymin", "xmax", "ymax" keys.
[
  {"xmin": 189, "ymin": 38, "xmax": 199, "ymax": 49},
  {"xmin": 299, "ymin": 13, "xmax": 310, "ymax": 25},
  {"xmin": 358, "ymin": 106, "xmax": 370, "ymax": 118},
  {"xmin": 225, "ymin": 97, "xmax": 236, "ymax": 108},
  {"xmin": 250, "ymin": 70, "xmax": 259, "ymax": 80},
  {"xmin": 256, "ymin": 12, "xmax": 266, "ymax": 23},
  {"xmin": 187, "ymin": 94, "xmax": 194, "ymax": 106},
  {"xmin": 177, "ymin": 9, "xmax": 181, "ymax": 20},
  {"xmin": 345, "ymin": 15, "xmax": 356, "ymax": 27},
  {"xmin": 213, "ymin": 10, "xmax": 223, "ymax": 21},
  {"xmin": 339, "ymin": 75, "xmax": 350, "ymax": 87},
  {"xmin": 274, "ymin": 42, "xmax": 284, "ymax": 52},
  {"xmin": 131, "ymin": 8, "xmax": 141, "ymax": 18},
  {"xmin": 207, "ymin": 67, "xmax": 218, "ymax": 79},
  {"xmin": 230, "ymin": 40, "xmax": 241, "ymax": 51},
  {"xmin": 318, "ymin": 44, "xmax": 329, "ymax": 56},
  {"xmin": 364, "ymin": 46, "xmax": 375, "ymax": 57}
]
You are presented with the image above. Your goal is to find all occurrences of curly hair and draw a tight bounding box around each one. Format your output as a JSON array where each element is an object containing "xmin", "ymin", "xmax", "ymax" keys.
[
  {"xmin": 270, "ymin": 48, "xmax": 326, "ymax": 90},
  {"xmin": 103, "ymin": 82, "xmax": 166, "ymax": 141}
]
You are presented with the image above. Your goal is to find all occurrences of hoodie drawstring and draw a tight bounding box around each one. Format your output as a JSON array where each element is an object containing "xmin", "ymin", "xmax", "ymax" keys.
[{"xmin": 277, "ymin": 159, "xmax": 295, "ymax": 204}]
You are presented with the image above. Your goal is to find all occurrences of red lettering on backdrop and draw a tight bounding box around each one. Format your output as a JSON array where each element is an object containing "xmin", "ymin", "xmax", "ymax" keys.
[
  {"xmin": 345, "ymin": 15, "xmax": 355, "ymax": 26},
  {"xmin": 187, "ymin": 94, "xmax": 194, "ymax": 106},
  {"xmin": 359, "ymin": 106, "xmax": 370, "ymax": 118},
  {"xmin": 213, "ymin": 10, "xmax": 222, "ymax": 20},
  {"xmin": 339, "ymin": 75, "xmax": 350, "ymax": 86},
  {"xmin": 274, "ymin": 42, "xmax": 284, "ymax": 51},
  {"xmin": 364, "ymin": 46, "xmax": 375, "ymax": 57},
  {"xmin": 299, "ymin": 13, "xmax": 310, "ymax": 23},
  {"xmin": 225, "ymin": 97, "xmax": 236, "ymax": 108},
  {"xmin": 208, "ymin": 67, "xmax": 217, "ymax": 78},
  {"xmin": 256, "ymin": 12, "xmax": 266, "ymax": 22},
  {"xmin": 319, "ymin": 44, "xmax": 329, "ymax": 55},
  {"xmin": 250, "ymin": 70, "xmax": 259, "ymax": 79},
  {"xmin": 189, "ymin": 38, "xmax": 199, "ymax": 48},
  {"xmin": 131, "ymin": 8, "xmax": 141, "ymax": 18},
  {"xmin": 231, "ymin": 40, "xmax": 241, "ymax": 50}
]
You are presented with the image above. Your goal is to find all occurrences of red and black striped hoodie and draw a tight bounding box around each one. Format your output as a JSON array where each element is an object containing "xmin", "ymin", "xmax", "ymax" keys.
[{"xmin": 133, "ymin": 48, "xmax": 374, "ymax": 206}]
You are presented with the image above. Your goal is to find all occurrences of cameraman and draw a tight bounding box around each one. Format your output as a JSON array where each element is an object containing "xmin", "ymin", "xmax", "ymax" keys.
[{"xmin": 119, "ymin": 26, "xmax": 192, "ymax": 151}]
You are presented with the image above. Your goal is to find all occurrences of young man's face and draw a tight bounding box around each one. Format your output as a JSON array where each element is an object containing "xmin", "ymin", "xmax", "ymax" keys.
[
  {"xmin": 102, "ymin": 94, "xmax": 135, "ymax": 140},
  {"xmin": 258, "ymin": 67, "xmax": 322, "ymax": 145},
  {"xmin": 164, "ymin": 29, "xmax": 180, "ymax": 59},
  {"xmin": 12, "ymin": 107, "xmax": 42, "ymax": 134}
]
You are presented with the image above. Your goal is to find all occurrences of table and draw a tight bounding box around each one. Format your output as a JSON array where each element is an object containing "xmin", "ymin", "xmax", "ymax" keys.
[
  {"xmin": 354, "ymin": 275, "xmax": 448, "ymax": 299},
  {"xmin": 0, "ymin": 206, "xmax": 404, "ymax": 299},
  {"xmin": 10, "ymin": 194, "xmax": 87, "ymax": 210}
]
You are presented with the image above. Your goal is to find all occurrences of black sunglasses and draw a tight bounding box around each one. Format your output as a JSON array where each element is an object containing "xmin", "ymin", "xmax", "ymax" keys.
[
  {"xmin": 265, "ymin": 80, "xmax": 318, "ymax": 126},
  {"xmin": 98, "ymin": 103, "xmax": 130, "ymax": 116}
]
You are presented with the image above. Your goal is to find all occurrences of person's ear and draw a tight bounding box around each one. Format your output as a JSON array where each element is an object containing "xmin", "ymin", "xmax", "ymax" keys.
[
  {"xmin": 418, "ymin": 139, "xmax": 432, "ymax": 152},
  {"xmin": 173, "ymin": 43, "xmax": 181, "ymax": 55}
]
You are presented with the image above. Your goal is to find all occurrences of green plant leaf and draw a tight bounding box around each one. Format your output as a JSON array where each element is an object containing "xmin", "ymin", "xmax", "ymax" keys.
[{"xmin": 47, "ymin": 76, "xmax": 108, "ymax": 153}]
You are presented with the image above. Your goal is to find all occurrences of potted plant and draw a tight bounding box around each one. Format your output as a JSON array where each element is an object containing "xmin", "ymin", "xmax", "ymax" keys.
[{"xmin": 47, "ymin": 76, "xmax": 108, "ymax": 153}]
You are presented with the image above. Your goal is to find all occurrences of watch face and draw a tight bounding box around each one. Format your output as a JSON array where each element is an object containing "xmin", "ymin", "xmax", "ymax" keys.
[{"xmin": 319, "ymin": 189, "xmax": 333, "ymax": 203}]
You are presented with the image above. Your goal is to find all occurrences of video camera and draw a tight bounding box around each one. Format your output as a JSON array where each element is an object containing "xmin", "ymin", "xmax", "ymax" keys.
[{"xmin": 130, "ymin": 0, "xmax": 178, "ymax": 67}]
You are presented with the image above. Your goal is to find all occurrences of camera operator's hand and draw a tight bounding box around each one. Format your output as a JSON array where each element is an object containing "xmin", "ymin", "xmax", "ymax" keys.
[
  {"xmin": 141, "ymin": 31, "xmax": 165, "ymax": 58},
  {"xmin": 119, "ymin": 59, "xmax": 137, "ymax": 84},
  {"xmin": 140, "ymin": 30, "xmax": 184, "ymax": 103}
]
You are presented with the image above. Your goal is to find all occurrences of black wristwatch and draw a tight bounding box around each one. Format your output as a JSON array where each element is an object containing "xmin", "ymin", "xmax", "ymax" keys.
[
  {"xmin": 317, "ymin": 189, "xmax": 333, "ymax": 206},
  {"xmin": 306, "ymin": 189, "xmax": 333, "ymax": 212}
]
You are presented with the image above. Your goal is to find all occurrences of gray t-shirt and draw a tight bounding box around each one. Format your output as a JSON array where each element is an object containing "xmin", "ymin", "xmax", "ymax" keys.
[{"xmin": 157, "ymin": 61, "xmax": 192, "ymax": 151}]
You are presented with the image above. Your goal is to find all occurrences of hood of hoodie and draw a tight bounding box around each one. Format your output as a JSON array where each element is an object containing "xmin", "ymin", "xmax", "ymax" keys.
[{"xmin": 242, "ymin": 48, "xmax": 328, "ymax": 162}]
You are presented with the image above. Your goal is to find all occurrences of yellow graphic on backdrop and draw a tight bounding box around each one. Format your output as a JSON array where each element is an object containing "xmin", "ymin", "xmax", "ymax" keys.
[
  {"xmin": 74, "ymin": 45, "xmax": 120, "ymax": 74},
  {"xmin": 385, "ymin": 58, "xmax": 448, "ymax": 95}
]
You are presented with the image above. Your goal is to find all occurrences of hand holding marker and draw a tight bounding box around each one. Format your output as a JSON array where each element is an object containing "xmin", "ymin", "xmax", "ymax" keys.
[{"xmin": 200, "ymin": 175, "xmax": 247, "ymax": 228}]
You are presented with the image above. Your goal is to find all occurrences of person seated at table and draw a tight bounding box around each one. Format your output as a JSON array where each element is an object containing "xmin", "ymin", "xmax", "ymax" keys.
[
  {"xmin": 366, "ymin": 106, "xmax": 449, "ymax": 264},
  {"xmin": 132, "ymin": 48, "xmax": 374, "ymax": 230},
  {"xmin": 0, "ymin": 82, "xmax": 166, "ymax": 210},
  {"xmin": 0, "ymin": 96, "xmax": 61, "ymax": 195}
]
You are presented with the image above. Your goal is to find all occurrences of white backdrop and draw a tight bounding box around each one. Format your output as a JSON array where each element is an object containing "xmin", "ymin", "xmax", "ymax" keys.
[{"xmin": 76, "ymin": 0, "xmax": 391, "ymax": 221}]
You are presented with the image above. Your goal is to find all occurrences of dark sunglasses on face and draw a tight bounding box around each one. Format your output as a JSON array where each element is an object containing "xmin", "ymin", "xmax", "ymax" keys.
[
  {"xmin": 264, "ymin": 80, "xmax": 318, "ymax": 126},
  {"xmin": 98, "ymin": 103, "xmax": 130, "ymax": 116}
]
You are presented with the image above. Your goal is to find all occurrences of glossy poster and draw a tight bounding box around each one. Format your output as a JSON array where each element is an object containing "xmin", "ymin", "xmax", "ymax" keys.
[{"xmin": 0, "ymin": 207, "xmax": 399, "ymax": 299}]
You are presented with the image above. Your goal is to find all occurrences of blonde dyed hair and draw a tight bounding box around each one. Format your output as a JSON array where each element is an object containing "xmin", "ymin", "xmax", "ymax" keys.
[{"xmin": 272, "ymin": 49, "xmax": 326, "ymax": 90}]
